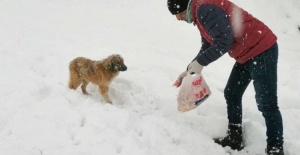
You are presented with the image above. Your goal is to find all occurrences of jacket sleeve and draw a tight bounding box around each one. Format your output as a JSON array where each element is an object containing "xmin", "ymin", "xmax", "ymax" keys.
[
  {"xmin": 200, "ymin": 36, "xmax": 211, "ymax": 51},
  {"xmin": 194, "ymin": 4, "xmax": 233, "ymax": 66}
]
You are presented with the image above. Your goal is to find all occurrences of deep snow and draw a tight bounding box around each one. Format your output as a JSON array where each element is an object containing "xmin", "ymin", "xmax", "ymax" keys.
[{"xmin": 0, "ymin": 0, "xmax": 299, "ymax": 155}]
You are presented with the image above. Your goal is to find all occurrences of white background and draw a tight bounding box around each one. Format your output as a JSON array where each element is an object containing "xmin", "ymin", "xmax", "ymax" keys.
[{"xmin": 0, "ymin": 0, "xmax": 299, "ymax": 154}]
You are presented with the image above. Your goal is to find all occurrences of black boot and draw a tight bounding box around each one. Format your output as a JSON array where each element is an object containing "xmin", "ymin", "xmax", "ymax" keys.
[
  {"xmin": 265, "ymin": 146, "xmax": 284, "ymax": 155},
  {"xmin": 213, "ymin": 124, "xmax": 244, "ymax": 151}
]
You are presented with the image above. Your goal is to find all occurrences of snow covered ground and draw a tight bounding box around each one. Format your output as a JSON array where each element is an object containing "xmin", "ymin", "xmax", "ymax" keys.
[{"xmin": 0, "ymin": 0, "xmax": 299, "ymax": 155}]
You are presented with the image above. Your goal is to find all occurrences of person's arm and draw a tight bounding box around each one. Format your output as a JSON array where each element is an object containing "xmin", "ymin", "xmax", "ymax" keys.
[
  {"xmin": 200, "ymin": 36, "xmax": 211, "ymax": 51},
  {"xmin": 194, "ymin": 4, "xmax": 234, "ymax": 66}
]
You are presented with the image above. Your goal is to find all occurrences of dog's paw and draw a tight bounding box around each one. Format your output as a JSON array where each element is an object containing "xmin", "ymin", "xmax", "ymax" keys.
[{"xmin": 82, "ymin": 91, "xmax": 90, "ymax": 95}]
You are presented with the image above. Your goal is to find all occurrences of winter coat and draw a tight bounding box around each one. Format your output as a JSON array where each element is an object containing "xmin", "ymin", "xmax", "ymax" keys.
[{"xmin": 190, "ymin": 0, "xmax": 277, "ymax": 65}]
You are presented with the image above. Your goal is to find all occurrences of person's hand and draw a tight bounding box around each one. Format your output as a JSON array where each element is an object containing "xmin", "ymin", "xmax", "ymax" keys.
[
  {"xmin": 173, "ymin": 71, "xmax": 187, "ymax": 88},
  {"xmin": 187, "ymin": 60, "xmax": 203, "ymax": 74}
]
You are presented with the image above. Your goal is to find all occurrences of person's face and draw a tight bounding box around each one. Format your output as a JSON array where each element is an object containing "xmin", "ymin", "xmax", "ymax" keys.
[{"xmin": 175, "ymin": 10, "xmax": 187, "ymax": 21}]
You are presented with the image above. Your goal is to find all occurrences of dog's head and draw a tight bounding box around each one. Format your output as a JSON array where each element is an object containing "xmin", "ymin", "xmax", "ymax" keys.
[{"xmin": 105, "ymin": 54, "xmax": 127, "ymax": 72}]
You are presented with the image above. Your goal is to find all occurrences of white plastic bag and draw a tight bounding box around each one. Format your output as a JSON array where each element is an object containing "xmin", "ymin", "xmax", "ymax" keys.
[{"xmin": 177, "ymin": 73, "xmax": 211, "ymax": 112}]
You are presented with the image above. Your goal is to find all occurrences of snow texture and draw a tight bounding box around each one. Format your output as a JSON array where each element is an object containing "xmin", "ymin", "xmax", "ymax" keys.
[{"xmin": 0, "ymin": 0, "xmax": 299, "ymax": 155}]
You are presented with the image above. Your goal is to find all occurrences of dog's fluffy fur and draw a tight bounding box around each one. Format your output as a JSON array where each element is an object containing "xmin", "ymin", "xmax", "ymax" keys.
[{"xmin": 68, "ymin": 54, "xmax": 127, "ymax": 103}]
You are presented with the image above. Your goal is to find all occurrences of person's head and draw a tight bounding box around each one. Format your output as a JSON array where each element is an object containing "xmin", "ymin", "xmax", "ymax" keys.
[{"xmin": 167, "ymin": 0, "xmax": 190, "ymax": 21}]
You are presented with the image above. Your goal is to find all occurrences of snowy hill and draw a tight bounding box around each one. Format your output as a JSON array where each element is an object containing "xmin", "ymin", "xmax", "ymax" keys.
[{"xmin": 0, "ymin": 0, "xmax": 299, "ymax": 155}]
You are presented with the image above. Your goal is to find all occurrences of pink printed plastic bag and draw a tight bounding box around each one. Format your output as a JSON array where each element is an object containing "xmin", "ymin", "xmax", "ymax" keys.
[{"xmin": 177, "ymin": 73, "xmax": 211, "ymax": 112}]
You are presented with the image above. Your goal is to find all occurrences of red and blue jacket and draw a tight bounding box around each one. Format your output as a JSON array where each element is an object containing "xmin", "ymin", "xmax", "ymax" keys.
[{"xmin": 191, "ymin": 0, "xmax": 277, "ymax": 65}]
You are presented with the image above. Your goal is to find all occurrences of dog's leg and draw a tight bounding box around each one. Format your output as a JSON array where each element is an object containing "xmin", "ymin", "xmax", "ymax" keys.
[
  {"xmin": 98, "ymin": 84, "xmax": 112, "ymax": 104},
  {"xmin": 68, "ymin": 70, "xmax": 82, "ymax": 90},
  {"xmin": 81, "ymin": 80, "xmax": 89, "ymax": 95}
]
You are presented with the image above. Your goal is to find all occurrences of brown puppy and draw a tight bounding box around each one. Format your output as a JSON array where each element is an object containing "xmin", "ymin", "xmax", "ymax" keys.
[{"xmin": 68, "ymin": 54, "xmax": 127, "ymax": 103}]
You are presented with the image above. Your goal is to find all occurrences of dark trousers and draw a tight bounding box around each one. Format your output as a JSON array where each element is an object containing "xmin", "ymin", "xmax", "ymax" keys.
[{"xmin": 224, "ymin": 43, "xmax": 283, "ymax": 148}]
